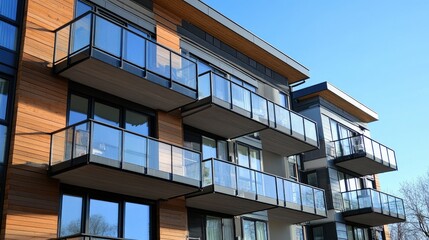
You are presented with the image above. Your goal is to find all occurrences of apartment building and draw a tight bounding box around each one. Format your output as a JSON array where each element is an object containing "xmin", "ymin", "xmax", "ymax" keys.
[
  {"xmin": 0, "ymin": 0, "xmax": 401, "ymax": 239},
  {"xmin": 292, "ymin": 82, "xmax": 406, "ymax": 239}
]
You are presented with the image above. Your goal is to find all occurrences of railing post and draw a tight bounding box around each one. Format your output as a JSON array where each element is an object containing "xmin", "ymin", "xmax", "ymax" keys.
[
  {"xmin": 119, "ymin": 27, "xmax": 124, "ymax": 69},
  {"xmin": 169, "ymin": 51, "xmax": 173, "ymax": 88},
  {"xmin": 170, "ymin": 145, "xmax": 174, "ymax": 177},
  {"xmin": 229, "ymin": 80, "xmax": 233, "ymax": 109},
  {"xmin": 88, "ymin": 120, "xmax": 93, "ymax": 164},
  {"xmin": 89, "ymin": 13, "xmax": 95, "ymax": 57},
  {"xmin": 66, "ymin": 19, "xmax": 72, "ymax": 66},
  {"xmin": 120, "ymin": 128, "xmax": 124, "ymax": 169},
  {"xmin": 70, "ymin": 126, "xmax": 76, "ymax": 165}
]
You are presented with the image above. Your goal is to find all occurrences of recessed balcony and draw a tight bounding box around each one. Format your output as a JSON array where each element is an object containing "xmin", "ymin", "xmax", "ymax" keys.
[
  {"xmin": 182, "ymin": 71, "xmax": 319, "ymax": 156},
  {"xmin": 49, "ymin": 120, "xmax": 201, "ymax": 200},
  {"xmin": 332, "ymin": 135, "xmax": 397, "ymax": 175},
  {"xmin": 53, "ymin": 12, "xmax": 197, "ymax": 111},
  {"xmin": 342, "ymin": 189, "xmax": 405, "ymax": 226},
  {"xmin": 186, "ymin": 158, "xmax": 326, "ymax": 223}
]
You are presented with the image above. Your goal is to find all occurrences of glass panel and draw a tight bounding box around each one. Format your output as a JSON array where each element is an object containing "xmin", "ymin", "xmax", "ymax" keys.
[
  {"xmin": 123, "ymin": 132, "xmax": 147, "ymax": 167},
  {"xmin": 70, "ymin": 14, "xmax": 91, "ymax": 54},
  {"xmin": 388, "ymin": 195, "xmax": 398, "ymax": 216},
  {"xmin": 125, "ymin": 110, "xmax": 149, "ymax": 136},
  {"xmin": 256, "ymin": 221, "xmax": 267, "ymax": 240},
  {"xmin": 243, "ymin": 220, "xmax": 256, "ymax": 240},
  {"xmin": 60, "ymin": 195, "xmax": 83, "ymax": 237},
  {"xmin": 388, "ymin": 149, "xmax": 396, "ymax": 168},
  {"xmin": 380, "ymin": 192, "xmax": 389, "ymax": 214},
  {"xmin": 347, "ymin": 226, "xmax": 354, "ymax": 240},
  {"xmin": 290, "ymin": 112, "xmax": 304, "ymax": 136},
  {"xmin": 349, "ymin": 191, "xmax": 358, "ymax": 210},
  {"xmin": 222, "ymin": 218, "xmax": 234, "ymax": 240},
  {"xmin": 396, "ymin": 198, "xmax": 405, "ymax": 217},
  {"xmin": 212, "ymin": 74, "xmax": 230, "ymax": 103},
  {"xmin": 197, "ymin": 60, "xmax": 212, "ymax": 75},
  {"xmin": 173, "ymin": 147, "xmax": 200, "ymax": 180},
  {"xmin": 249, "ymin": 148, "xmax": 261, "ymax": 171},
  {"xmin": 202, "ymin": 136, "xmax": 216, "ymax": 160},
  {"xmin": 198, "ymin": 72, "xmax": 211, "ymax": 99},
  {"xmin": 55, "ymin": 25, "xmax": 70, "ymax": 62},
  {"xmin": 217, "ymin": 140, "xmax": 228, "ymax": 161},
  {"xmin": 147, "ymin": 139, "xmax": 171, "ymax": 173},
  {"xmin": 206, "ymin": 216, "xmax": 222, "ymax": 240},
  {"xmin": 68, "ymin": 94, "xmax": 88, "ymax": 125},
  {"xmin": 92, "ymin": 123, "xmax": 121, "ymax": 161},
  {"xmin": 0, "ymin": 78, "xmax": 8, "ymax": 120},
  {"xmin": 0, "ymin": 0, "xmax": 17, "ymax": 20},
  {"xmin": 277, "ymin": 178, "xmax": 284, "ymax": 203},
  {"xmin": 0, "ymin": 20, "xmax": 17, "ymax": 50},
  {"xmin": 357, "ymin": 189, "xmax": 371, "ymax": 208},
  {"xmin": 51, "ymin": 128, "xmax": 72, "ymax": 164},
  {"xmin": 73, "ymin": 123, "xmax": 89, "ymax": 158},
  {"xmin": 372, "ymin": 141, "xmax": 382, "ymax": 161},
  {"xmin": 285, "ymin": 180, "xmax": 301, "ymax": 207},
  {"xmin": 304, "ymin": 119, "xmax": 317, "ymax": 142},
  {"xmin": 279, "ymin": 92, "xmax": 288, "ymax": 108},
  {"xmin": 267, "ymin": 102, "xmax": 275, "ymax": 126},
  {"xmin": 351, "ymin": 135, "xmax": 364, "ymax": 154},
  {"xmin": 237, "ymin": 144, "xmax": 249, "ymax": 168},
  {"xmin": 171, "ymin": 53, "xmax": 196, "ymax": 89},
  {"xmin": 380, "ymin": 145, "xmax": 389, "ymax": 164},
  {"xmin": 147, "ymin": 41, "xmax": 170, "ymax": 78},
  {"xmin": 363, "ymin": 136, "xmax": 373, "ymax": 156},
  {"xmin": 124, "ymin": 202, "xmax": 150, "ymax": 240},
  {"xmin": 94, "ymin": 16, "xmax": 121, "ymax": 57},
  {"xmin": 274, "ymin": 105, "xmax": 290, "ymax": 131},
  {"xmin": 301, "ymin": 185, "xmax": 315, "ymax": 210},
  {"xmin": 256, "ymin": 172, "xmax": 276, "ymax": 199},
  {"xmin": 237, "ymin": 166, "xmax": 256, "ymax": 194},
  {"xmin": 213, "ymin": 160, "xmax": 236, "ymax": 189},
  {"xmin": 231, "ymin": 83, "xmax": 251, "ymax": 111},
  {"xmin": 371, "ymin": 190, "xmax": 381, "ymax": 212},
  {"xmin": 314, "ymin": 189, "xmax": 326, "ymax": 213},
  {"xmin": 123, "ymin": 29, "xmax": 145, "ymax": 67},
  {"xmin": 251, "ymin": 94, "xmax": 268, "ymax": 123},
  {"xmin": 75, "ymin": 0, "xmax": 92, "ymax": 17},
  {"xmin": 313, "ymin": 226, "xmax": 324, "ymax": 240},
  {"xmin": 89, "ymin": 199, "xmax": 118, "ymax": 237},
  {"xmin": 94, "ymin": 102, "xmax": 120, "ymax": 127},
  {"xmin": 202, "ymin": 160, "xmax": 213, "ymax": 186}
]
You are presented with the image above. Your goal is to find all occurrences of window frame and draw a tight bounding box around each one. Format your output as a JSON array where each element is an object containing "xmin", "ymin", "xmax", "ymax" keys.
[
  {"xmin": 58, "ymin": 185, "xmax": 155, "ymax": 239},
  {"xmin": 184, "ymin": 126, "xmax": 229, "ymax": 161},
  {"xmin": 188, "ymin": 208, "xmax": 235, "ymax": 240},
  {"xmin": 66, "ymin": 87, "xmax": 155, "ymax": 138},
  {"xmin": 241, "ymin": 218, "xmax": 268, "ymax": 240},
  {"xmin": 235, "ymin": 142, "xmax": 262, "ymax": 171}
]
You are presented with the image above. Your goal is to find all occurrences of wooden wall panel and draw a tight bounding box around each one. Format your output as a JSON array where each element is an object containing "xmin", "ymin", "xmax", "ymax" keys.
[
  {"xmin": 1, "ymin": 0, "xmax": 73, "ymax": 238},
  {"xmin": 157, "ymin": 111, "xmax": 183, "ymax": 146},
  {"xmin": 159, "ymin": 198, "xmax": 188, "ymax": 240},
  {"xmin": 154, "ymin": 3, "xmax": 181, "ymax": 52}
]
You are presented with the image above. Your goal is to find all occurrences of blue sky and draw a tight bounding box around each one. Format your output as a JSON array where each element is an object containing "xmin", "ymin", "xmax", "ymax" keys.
[{"xmin": 202, "ymin": 0, "xmax": 429, "ymax": 195}]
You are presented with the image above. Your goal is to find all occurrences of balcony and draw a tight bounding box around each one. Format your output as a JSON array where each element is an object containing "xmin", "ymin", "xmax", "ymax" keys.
[
  {"xmin": 186, "ymin": 158, "xmax": 326, "ymax": 223},
  {"xmin": 182, "ymin": 71, "xmax": 318, "ymax": 156},
  {"xmin": 342, "ymin": 189, "xmax": 405, "ymax": 226},
  {"xmin": 332, "ymin": 135, "xmax": 397, "ymax": 175},
  {"xmin": 49, "ymin": 120, "xmax": 201, "ymax": 200},
  {"xmin": 53, "ymin": 12, "xmax": 197, "ymax": 111}
]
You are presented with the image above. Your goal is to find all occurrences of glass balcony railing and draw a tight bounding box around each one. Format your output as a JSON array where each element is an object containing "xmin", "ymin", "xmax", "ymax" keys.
[
  {"xmin": 53, "ymin": 11, "xmax": 197, "ymax": 92},
  {"xmin": 332, "ymin": 135, "xmax": 397, "ymax": 170},
  {"xmin": 198, "ymin": 71, "xmax": 318, "ymax": 145},
  {"xmin": 50, "ymin": 119, "xmax": 201, "ymax": 184},
  {"xmin": 342, "ymin": 189, "xmax": 405, "ymax": 219},
  {"xmin": 202, "ymin": 158, "xmax": 326, "ymax": 216}
]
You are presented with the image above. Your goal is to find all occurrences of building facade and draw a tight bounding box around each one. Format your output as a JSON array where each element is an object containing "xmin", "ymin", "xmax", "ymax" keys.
[
  {"xmin": 0, "ymin": 0, "xmax": 402, "ymax": 239},
  {"xmin": 293, "ymin": 82, "xmax": 405, "ymax": 240}
]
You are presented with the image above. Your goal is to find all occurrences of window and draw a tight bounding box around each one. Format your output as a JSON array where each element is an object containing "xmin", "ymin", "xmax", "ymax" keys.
[
  {"xmin": 313, "ymin": 226, "xmax": 324, "ymax": 240},
  {"xmin": 279, "ymin": 92, "xmax": 289, "ymax": 109},
  {"xmin": 59, "ymin": 192, "xmax": 152, "ymax": 239},
  {"xmin": 287, "ymin": 155, "xmax": 301, "ymax": 181},
  {"xmin": 68, "ymin": 93, "xmax": 153, "ymax": 137},
  {"xmin": 188, "ymin": 210, "xmax": 234, "ymax": 240},
  {"xmin": 0, "ymin": 20, "xmax": 17, "ymax": 50},
  {"xmin": 75, "ymin": 0, "xmax": 92, "ymax": 17},
  {"xmin": 184, "ymin": 128, "xmax": 228, "ymax": 161},
  {"xmin": 0, "ymin": 0, "xmax": 18, "ymax": 20},
  {"xmin": 0, "ymin": 78, "xmax": 8, "ymax": 120},
  {"xmin": 242, "ymin": 219, "xmax": 267, "ymax": 240},
  {"xmin": 0, "ymin": 125, "xmax": 6, "ymax": 164},
  {"xmin": 236, "ymin": 143, "xmax": 261, "ymax": 170}
]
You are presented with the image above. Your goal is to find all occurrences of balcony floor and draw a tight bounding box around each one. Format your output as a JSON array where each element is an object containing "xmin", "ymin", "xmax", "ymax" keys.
[
  {"xmin": 343, "ymin": 208, "xmax": 405, "ymax": 226},
  {"xmin": 259, "ymin": 128, "xmax": 318, "ymax": 156},
  {"xmin": 335, "ymin": 153, "xmax": 396, "ymax": 175},
  {"xmin": 56, "ymin": 49, "xmax": 196, "ymax": 111},
  {"xmin": 50, "ymin": 155, "xmax": 200, "ymax": 200},
  {"xmin": 268, "ymin": 207, "xmax": 326, "ymax": 224},
  {"xmin": 182, "ymin": 97, "xmax": 267, "ymax": 139},
  {"xmin": 186, "ymin": 185, "xmax": 276, "ymax": 215}
]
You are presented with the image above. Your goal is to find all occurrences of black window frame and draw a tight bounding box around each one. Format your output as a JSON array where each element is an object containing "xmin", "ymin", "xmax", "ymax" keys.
[
  {"xmin": 184, "ymin": 126, "xmax": 229, "ymax": 161},
  {"xmin": 67, "ymin": 84, "xmax": 156, "ymax": 138},
  {"xmin": 234, "ymin": 141, "xmax": 262, "ymax": 171},
  {"xmin": 58, "ymin": 185, "xmax": 156, "ymax": 239},
  {"xmin": 188, "ymin": 208, "xmax": 235, "ymax": 240},
  {"xmin": 241, "ymin": 217, "xmax": 268, "ymax": 240}
]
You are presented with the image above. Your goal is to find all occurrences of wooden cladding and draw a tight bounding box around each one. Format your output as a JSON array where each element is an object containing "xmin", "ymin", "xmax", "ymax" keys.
[
  {"xmin": 2, "ymin": 0, "xmax": 73, "ymax": 238},
  {"xmin": 159, "ymin": 197, "xmax": 188, "ymax": 240}
]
